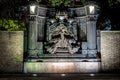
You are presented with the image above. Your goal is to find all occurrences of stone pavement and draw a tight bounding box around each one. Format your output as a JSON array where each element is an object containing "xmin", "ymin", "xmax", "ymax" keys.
[{"xmin": 0, "ymin": 73, "xmax": 120, "ymax": 80}]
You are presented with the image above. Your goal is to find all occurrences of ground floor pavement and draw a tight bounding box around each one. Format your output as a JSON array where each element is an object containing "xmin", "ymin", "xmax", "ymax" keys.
[{"xmin": 0, "ymin": 73, "xmax": 120, "ymax": 80}]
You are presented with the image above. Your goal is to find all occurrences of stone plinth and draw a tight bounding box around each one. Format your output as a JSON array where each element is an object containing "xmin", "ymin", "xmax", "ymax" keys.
[
  {"xmin": 101, "ymin": 31, "xmax": 120, "ymax": 72},
  {"xmin": 24, "ymin": 62, "xmax": 101, "ymax": 73},
  {"xmin": 0, "ymin": 31, "xmax": 23, "ymax": 73}
]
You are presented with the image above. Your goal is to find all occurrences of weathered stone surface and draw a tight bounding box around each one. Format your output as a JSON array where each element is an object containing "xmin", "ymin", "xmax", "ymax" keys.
[
  {"xmin": 24, "ymin": 62, "xmax": 101, "ymax": 73},
  {"xmin": 0, "ymin": 31, "xmax": 23, "ymax": 73},
  {"xmin": 101, "ymin": 31, "xmax": 120, "ymax": 72},
  {"xmin": 75, "ymin": 7, "xmax": 86, "ymax": 16}
]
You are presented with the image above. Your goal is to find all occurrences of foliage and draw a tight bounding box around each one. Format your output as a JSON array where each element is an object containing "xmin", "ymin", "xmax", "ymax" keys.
[
  {"xmin": 98, "ymin": 0, "xmax": 120, "ymax": 30},
  {"xmin": 37, "ymin": 0, "xmax": 42, "ymax": 2},
  {"xmin": 80, "ymin": 0, "xmax": 86, "ymax": 5},
  {"xmin": 0, "ymin": 0, "xmax": 27, "ymax": 19},
  {"xmin": 0, "ymin": 19, "xmax": 26, "ymax": 31},
  {"xmin": 108, "ymin": 0, "xmax": 119, "ymax": 6},
  {"xmin": 50, "ymin": 0, "xmax": 71, "ymax": 7},
  {"xmin": 36, "ymin": 0, "xmax": 87, "ymax": 6},
  {"xmin": 37, "ymin": 0, "xmax": 71, "ymax": 7}
]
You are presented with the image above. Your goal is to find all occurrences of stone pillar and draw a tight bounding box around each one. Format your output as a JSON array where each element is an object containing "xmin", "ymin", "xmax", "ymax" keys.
[
  {"xmin": 79, "ymin": 17, "xmax": 87, "ymax": 41},
  {"xmin": 86, "ymin": 15, "xmax": 97, "ymax": 56},
  {"xmin": 46, "ymin": 20, "xmax": 51, "ymax": 41},
  {"xmin": 37, "ymin": 16, "xmax": 46, "ymax": 41},
  {"xmin": 75, "ymin": 7, "xmax": 86, "ymax": 41},
  {"xmin": 97, "ymin": 30, "xmax": 101, "ymax": 53},
  {"xmin": 28, "ymin": 17, "xmax": 38, "ymax": 57},
  {"xmin": 37, "ymin": 6, "xmax": 47, "ymax": 55},
  {"xmin": 37, "ymin": 7, "xmax": 47, "ymax": 41},
  {"xmin": 72, "ymin": 21, "xmax": 78, "ymax": 40},
  {"xmin": 27, "ymin": 3, "xmax": 47, "ymax": 57}
]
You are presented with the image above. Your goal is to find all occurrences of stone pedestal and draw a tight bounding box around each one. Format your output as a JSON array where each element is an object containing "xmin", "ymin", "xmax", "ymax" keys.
[{"xmin": 24, "ymin": 62, "xmax": 101, "ymax": 73}]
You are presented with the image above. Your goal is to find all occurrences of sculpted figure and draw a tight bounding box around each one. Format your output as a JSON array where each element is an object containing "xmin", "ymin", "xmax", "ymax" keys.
[{"xmin": 51, "ymin": 24, "xmax": 73, "ymax": 54}]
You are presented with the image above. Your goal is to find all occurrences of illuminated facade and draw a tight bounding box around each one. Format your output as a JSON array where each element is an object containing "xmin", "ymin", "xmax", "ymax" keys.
[{"xmin": 24, "ymin": 1, "xmax": 101, "ymax": 73}]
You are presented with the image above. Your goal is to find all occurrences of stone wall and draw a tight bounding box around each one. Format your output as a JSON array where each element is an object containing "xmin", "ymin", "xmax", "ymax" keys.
[
  {"xmin": 0, "ymin": 31, "xmax": 23, "ymax": 73},
  {"xmin": 101, "ymin": 31, "xmax": 120, "ymax": 72}
]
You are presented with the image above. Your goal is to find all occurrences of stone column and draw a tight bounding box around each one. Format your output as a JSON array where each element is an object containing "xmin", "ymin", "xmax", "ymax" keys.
[
  {"xmin": 37, "ymin": 7, "xmax": 47, "ymax": 41},
  {"xmin": 79, "ymin": 17, "xmax": 87, "ymax": 41},
  {"xmin": 97, "ymin": 30, "xmax": 101, "ymax": 53},
  {"xmin": 27, "ymin": 5, "xmax": 47, "ymax": 57},
  {"xmin": 75, "ymin": 7, "xmax": 87, "ymax": 41},
  {"xmin": 86, "ymin": 15, "xmax": 97, "ymax": 56},
  {"xmin": 72, "ymin": 21, "xmax": 78, "ymax": 40},
  {"xmin": 28, "ymin": 17, "xmax": 38, "ymax": 57},
  {"xmin": 37, "ymin": 16, "xmax": 46, "ymax": 41},
  {"xmin": 37, "ymin": 6, "xmax": 47, "ymax": 55}
]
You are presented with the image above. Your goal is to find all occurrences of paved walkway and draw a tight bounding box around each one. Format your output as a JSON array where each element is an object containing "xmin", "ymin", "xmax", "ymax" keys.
[{"xmin": 0, "ymin": 73, "xmax": 120, "ymax": 80}]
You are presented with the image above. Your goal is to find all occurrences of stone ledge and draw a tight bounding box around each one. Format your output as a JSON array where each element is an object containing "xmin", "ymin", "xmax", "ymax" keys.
[{"xmin": 24, "ymin": 62, "xmax": 101, "ymax": 73}]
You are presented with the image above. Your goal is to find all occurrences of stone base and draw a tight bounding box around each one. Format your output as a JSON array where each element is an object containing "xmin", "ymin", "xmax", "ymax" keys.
[{"xmin": 24, "ymin": 62, "xmax": 101, "ymax": 73}]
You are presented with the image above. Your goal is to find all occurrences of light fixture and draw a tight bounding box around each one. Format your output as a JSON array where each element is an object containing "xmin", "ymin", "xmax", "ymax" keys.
[
  {"xmin": 90, "ymin": 74, "xmax": 95, "ymax": 77},
  {"xmin": 50, "ymin": 19, "xmax": 56, "ymax": 23},
  {"xmin": 89, "ymin": 5, "xmax": 95, "ymax": 14},
  {"xmin": 61, "ymin": 74, "xmax": 66, "ymax": 77},
  {"xmin": 68, "ymin": 19, "xmax": 74, "ymax": 24},
  {"xmin": 59, "ymin": 16, "xmax": 65, "ymax": 21},
  {"xmin": 33, "ymin": 74, "xmax": 37, "ymax": 77},
  {"xmin": 30, "ymin": 5, "xmax": 36, "ymax": 14}
]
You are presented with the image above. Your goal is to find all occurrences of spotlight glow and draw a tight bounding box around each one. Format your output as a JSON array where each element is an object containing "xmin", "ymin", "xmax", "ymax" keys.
[
  {"xmin": 30, "ymin": 5, "xmax": 36, "ymax": 14},
  {"xmin": 50, "ymin": 19, "xmax": 56, "ymax": 23},
  {"xmin": 59, "ymin": 16, "xmax": 65, "ymax": 20},
  {"xmin": 51, "ymin": 62, "xmax": 74, "ymax": 72},
  {"xmin": 90, "ymin": 74, "xmax": 95, "ymax": 77},
  {"xmin": 33, "ymin": 74, "xmax": 37, "ymax": 77},
  {"xmin": 61, "ymin": 74, "xmax": 66, "ymax": 77},
  {"xmin": 52, "ymin": 62, "xmax": 73, "ymax": 67},
  {"xmin": 89, "ymin": 6, "xmax": 95, "ymax": 14}
]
